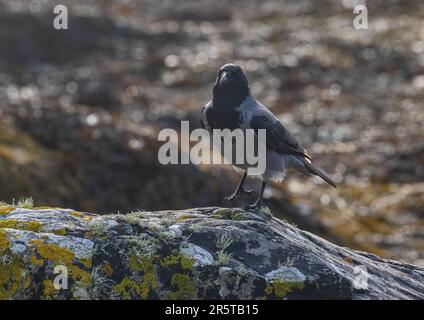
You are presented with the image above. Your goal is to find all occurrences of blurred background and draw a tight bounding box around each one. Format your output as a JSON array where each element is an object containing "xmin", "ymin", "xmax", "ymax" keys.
[{"xmin": 0, "ymin": 0, "xmax": 422, "ymax": 266}]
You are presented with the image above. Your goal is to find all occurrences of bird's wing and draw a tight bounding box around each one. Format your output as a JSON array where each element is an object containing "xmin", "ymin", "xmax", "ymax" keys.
[{"xmin": 248, "ymin": 102, "xmax": 312, "ymax": 161}]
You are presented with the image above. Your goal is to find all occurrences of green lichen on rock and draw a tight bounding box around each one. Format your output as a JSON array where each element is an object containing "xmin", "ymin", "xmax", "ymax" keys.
[
  {"xmin": 210, "ymin": 208, "xmax": 235, "ymax": 219},
  {"xmin": 42, "ymin": 280, "xmax": 57, "ymax": 300},
  {"xmin": 29, "ymin": 239, "xmax": 92, "ymax": 296},
  {"xmin": 0, "ymin": 229, "xmax": 9, "ymax": 250},
  {"xmin": 0, "ymin": 219, "xmax": 43, "ymax": 232},
  {"xmin": 166, "ymin": 273, "xmax": 197, "ymax": 300},
  {"xmin": 160, "ymin": 251, "xmax": 194, "ymax": 270},
  {"xmin": 209, "ymin": 208, "xmax": 249, "ymax": 221},
  {"xmin": 0, "ymin": 205, "xmax": 422, "ymax": 300},
  {"xmin": 0, "ymin": 230, "xmax": 20, "ymax": 299},
  {"xmin": 113, "ymin": 256, "xmax": 159, "ymax": 299},
  {"xmin": 0, "ymin": 229, "xmax": 32, "ymax": 299},
  {"xmin": 0, "ymin": 206, "xmax": 15, "ymax": 215},
  {"xmin": 50, "ymin": 228, "xmax": 67, "ymax": 236},
  {"xmin": 30, "ymin": 240, "xmax": 76, "ymax": 264},
  {"xmin": 265, "ymin": 279, "xmax": 305, "ymax": 299},
  {"xmin": 112, "ymin": 277, "xmax": 140, "ymax": 300},
  {"xmin": 0, "ymin": 257, "xmax": 26, "ymax": 300}
]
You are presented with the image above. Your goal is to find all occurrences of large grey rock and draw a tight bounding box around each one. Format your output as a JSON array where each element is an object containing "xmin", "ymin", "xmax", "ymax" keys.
[{"xmin": 0, "ymin": 205, "xmax": 423, "ymax": 300}]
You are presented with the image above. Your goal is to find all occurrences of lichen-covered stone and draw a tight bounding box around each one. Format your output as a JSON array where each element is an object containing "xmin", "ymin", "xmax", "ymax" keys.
[{"xmin": 0, "ymin": 206, "xmax": 423, "ymax": 300}]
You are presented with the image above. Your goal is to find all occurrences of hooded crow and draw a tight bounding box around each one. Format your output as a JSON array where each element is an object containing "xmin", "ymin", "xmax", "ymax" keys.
[{"xmin": 201, "ymin": 63, "xmax": 336, "ymax": 209}]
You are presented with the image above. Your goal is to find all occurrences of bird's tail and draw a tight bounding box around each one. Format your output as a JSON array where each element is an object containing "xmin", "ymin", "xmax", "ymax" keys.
[{"xmin": 302, "ymin": 161, "xmax": 337, "ymax": 188}]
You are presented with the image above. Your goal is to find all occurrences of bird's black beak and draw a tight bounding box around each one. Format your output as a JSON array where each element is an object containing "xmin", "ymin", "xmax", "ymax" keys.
[{"xmin": 219, "ymin": 71, "xmax": 230, "ymax": 86}]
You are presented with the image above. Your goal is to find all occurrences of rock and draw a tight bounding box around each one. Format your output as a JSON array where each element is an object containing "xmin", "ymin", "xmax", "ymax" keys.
[{"xmin": 0, "ymin": 205, "xmax": 423, "ymax": 300}]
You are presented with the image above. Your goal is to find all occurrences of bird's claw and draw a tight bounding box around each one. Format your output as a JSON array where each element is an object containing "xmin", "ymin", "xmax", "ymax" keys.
[
  {"xmin": 242, "ymin": 189, "xmax": 257, "ymax": 196},
  {"xmin": 243, "ymin": 201, "xmax": 263, "ymax": 211},
  {"xmin": 223, "ymin": 188, "xmax": 257, "ymax": 202},
  {"xmin": 223, "ymin": 193, "xmax": 239, "ymax": 202}
]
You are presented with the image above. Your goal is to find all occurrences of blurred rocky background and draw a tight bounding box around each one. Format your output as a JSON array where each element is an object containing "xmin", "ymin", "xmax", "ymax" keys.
[{"xmin": 0, "ymin": 0, "xmax": 422, "ymax": 266}]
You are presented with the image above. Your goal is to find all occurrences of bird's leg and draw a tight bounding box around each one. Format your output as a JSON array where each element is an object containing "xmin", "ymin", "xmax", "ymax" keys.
[
  {"xmin": 224, "ymin": 171, "xmax": 256, "ymax": 201},
  {"xmin": 224, "ymin": 171, "xmax": 247, "ymax": 201},
  {"xmin": 245, "ymin": 181, "xmax": 267, "ymax": 209}
]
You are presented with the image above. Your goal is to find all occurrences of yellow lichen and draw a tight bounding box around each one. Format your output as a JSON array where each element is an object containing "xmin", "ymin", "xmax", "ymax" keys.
[
  {"xmin": 231, "ymin": 212, "xmax": 245, "ymax": 221},
  {"xmin": 31, "ymin": 255, "xmax": 44, "ymax": 266},
  {"xmin": 112, "ymin": 277, "xmax": 139, "ymax": 300},
  {"xmin": 24, "ymin": 275, "xmax": 32, "ymax": 289},
  {"xmin": 160, "ymin": 252, "xmax": 194, "ymax": 270},
  {"xmin": 80, "ymin": 257, "xmax": 92, "ymax": 268},
  {"xmin": 30, "ymin": 239, "xmax": 92, "ymax": 293},
  {"xmin": 210, "ymin": 208, "xmax": 233, "ymax": 220},
  {"xmin": 70, "ymin": 211, "xmax": 92, "ymax": 222},
  {"xmin": 102, "ymin": 262, "xmax": 114, "ymax": 276},
  {"xmin": 69, "ymin": 265, "xmax": 90, "ymax": 284},
  {"xmin": 51, "ymin": 228, "xmax": 67, "ymax": 236},
  {"xmin": 139, "ymin": 267, "xmax": 157, "ymax": 299},
  {"xmin": 0, "ymin": 258, "xmax": 23, "ymax": 299},
  {"xmin": 160, "ymin": 254, "xmax": 179, "ymax": 267},
  {"xmin": 0, "ymin": 220, "xmax": 20, "ymax": 229},
  {"xmin": 265, "ymin": 278, "xmax": 305, "ymax": 298},
  {"xmin": 129, "ymin": 255, "xmax": 143, "ymax": 272},
  {"xmin": 0, "ymin": 231, "xmax": 24, "ymax": 300},
  {"xmin": 166, "ymin": 273, "xmax": 196, "ymax": 300},
  {"xmin": 131, "ymin": 256, "xmax": 158, "ymax": 298},
  {"xmin": 42, "ymin": 280, "xmax": 57, "ymax": 300},
  {"xmin": 0, "ymin": 230, "xmax": 9, "ymax": 251},
  {"xmin": 0, "ymin": 219, "xmax": 43, "ymax": 232},
  {"xmin": 0, "ymin": 206, "xmax": 15, "ymax": 215},
  {"xmin": 30, "ymin": 240, "xmax": 75, "ymax": 264},
  {"xmin": 26, "ymin": 221, "xmax": 43, "ymax": 232},
  {"xmin": 114, "ymin": 256, "xmax": 159, "ymax": 299},
  {"xmin": 176, "ymin": 214, "xmax": 194, "ymax": 221}
]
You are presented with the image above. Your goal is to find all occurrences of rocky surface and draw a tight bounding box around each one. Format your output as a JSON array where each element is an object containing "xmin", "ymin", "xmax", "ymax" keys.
[
  {"xmin": 0, "ymin": 0, "xmax": 423, "ymax": 266},
  {"xmin": 0, "ymin": 204, "xmax": 423, "ymax": 300}
]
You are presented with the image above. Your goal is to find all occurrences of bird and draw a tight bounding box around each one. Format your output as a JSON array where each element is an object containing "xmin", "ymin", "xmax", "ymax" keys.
[{"xmin": 200, "ymin": 63, "xmax": 336, "ymax": 209}]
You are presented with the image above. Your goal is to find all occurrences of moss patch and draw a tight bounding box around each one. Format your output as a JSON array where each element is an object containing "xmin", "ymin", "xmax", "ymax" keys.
[
  {"xmin": 30, "ymin": 240, "xmax": 75, "ymax": 264},
  {"xmin": 70, "ymin": 211, "xmax": 93, "ymax": 222},
  {"xmin": 42, "ymin": 280, "xmax": 57, "ymax": 300},
  {"xmin": 0, "ymin": 230, "xmax": 9, "ymax": 250},
  {"xmin": 166, "ymin": 273, "xmax": 197, "ymax": 300},
  {"xmin": 265, "ymin": 278, "xmax": 305, "ymax": 299},
  {"xmin": 69, "ymin": 265, "xmax": 90, "ymax": 284},
  {"xmin": 102, "ymin": 262, "xmax": 114, "ymax": 276},
  {"xmin": 112, "ymin": 277, "xmax": 139, "ymax": 300},
  {"xmin": 0, "ymin": 219, "xmax": 43, "ymax": 232},
  {"xmin": 176, "ymin": 214, "xmax": 194, "ymax": 221},
  {"xmin": 113, "ymin": 256, "xmax": 159, "ymax": 299},
  {"xmin": 50, "ymin": 228, "xmax": 67, "ymax": 236},
  {"xmin": 210, "ymin": 208, "xmax": 245, "ymax": 220},
  {"xmin": 0, "ymin": 206, "xmax": 15, "ymax": 215},
  {"xmin": 29, "ymin": 239, "xmax": 92, "ymax": 296},
  {"xmin": 0, "ymin": 229, "xmax": 27, "ymax": 299},
  {"xmin": 160, "ymin": 251, "xmax": 194, "ymax": 270},
  {"xmin": 0, "ymin": 257, "xmax": 25, "ymax": 299}
]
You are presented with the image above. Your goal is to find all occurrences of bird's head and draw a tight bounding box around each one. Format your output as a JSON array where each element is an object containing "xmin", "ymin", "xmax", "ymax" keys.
[{"xmin": 213, "ymin": 63, "xmax": 250, "ymax": 106}]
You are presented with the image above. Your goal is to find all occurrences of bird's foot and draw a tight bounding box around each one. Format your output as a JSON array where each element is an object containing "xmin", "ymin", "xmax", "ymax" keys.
[
  {"xmin": 223, "ymin": 192, "xmax": 239, "ymax": 202},
  {"xmin": 243, "ymin": 201, "xmax": 263, "ymax": 211},
  {"xmin": 241, "ymin": 188, "xmax": 257, "ymax": 196},
  {"xmin": 223, "ymin": 188, "xmax": 257, "ymax": 202}
]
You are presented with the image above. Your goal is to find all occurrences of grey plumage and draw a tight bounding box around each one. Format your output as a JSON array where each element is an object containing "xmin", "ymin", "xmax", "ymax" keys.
[{"xmin": 201, "ymin": 63, "xmax": 336, "ymax": 207}]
